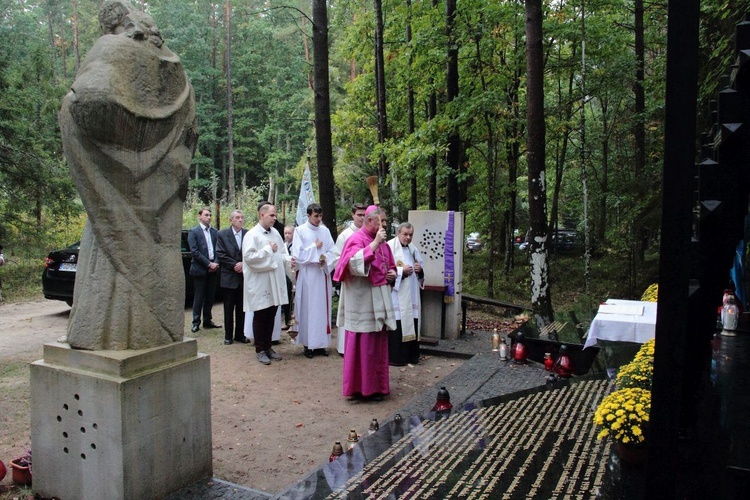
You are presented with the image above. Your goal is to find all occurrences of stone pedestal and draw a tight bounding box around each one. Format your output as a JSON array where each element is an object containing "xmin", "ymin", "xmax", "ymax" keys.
[
  {"xmin": 421, "ymin": 287, "xmax": 462, "ymax": 340},
  {"xmin": 30, "ymin": 339, "xmax": 212, "ymax": 500},
  {"xmin": 408, "ymin": 210, "xmax": 464, "ymax": 340}
]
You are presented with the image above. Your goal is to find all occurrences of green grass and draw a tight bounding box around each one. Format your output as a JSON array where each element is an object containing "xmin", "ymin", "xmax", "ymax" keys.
[
  {"xmin": 0, "ymin": 361, "xmax": 30, "ymax": 381},
  {"xmin": 0, "ymin": 486, "xmax": 32, "ymax": 499}
]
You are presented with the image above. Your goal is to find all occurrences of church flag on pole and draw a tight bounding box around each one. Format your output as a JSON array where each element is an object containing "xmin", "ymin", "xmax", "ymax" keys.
[{"xmin": 296, "ymin": 160, "xmax": 316, "ymax": 226}]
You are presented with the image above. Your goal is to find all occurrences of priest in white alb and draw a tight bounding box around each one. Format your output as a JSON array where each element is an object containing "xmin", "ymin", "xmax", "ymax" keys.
[{"xmin": 387, "ymin": 222, "xmax": 425, "ymax": 366}]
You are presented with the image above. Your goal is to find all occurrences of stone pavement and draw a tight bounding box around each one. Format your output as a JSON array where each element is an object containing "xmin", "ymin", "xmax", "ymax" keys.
[{"xmin": 169, "ymin": 330, "xmax": 612, "ymax": 499}]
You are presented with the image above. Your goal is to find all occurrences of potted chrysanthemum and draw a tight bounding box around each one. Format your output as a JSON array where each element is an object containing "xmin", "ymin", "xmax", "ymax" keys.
[
  {"xmin": 617, "ymin": 356, "xmax": 654, "ymax": 390},
  {"xmin": 634, "ymin": 338, "xmax": 655, "ymax": 361},
  {"xmin": 593, "ymin": 387, "xmax": 651, "ymax": 464},
  {"xmin": 641, "ymin": 283, "xmax": 658, "ymax": 302}
]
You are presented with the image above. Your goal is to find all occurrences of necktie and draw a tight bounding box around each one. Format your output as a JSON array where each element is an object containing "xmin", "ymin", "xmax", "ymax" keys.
[{"xmin": 204, "ymin": 227, "xmax": 214, "ymax": 260}]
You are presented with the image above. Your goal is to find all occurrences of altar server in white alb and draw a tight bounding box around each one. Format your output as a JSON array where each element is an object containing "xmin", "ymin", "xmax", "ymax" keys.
[
  {"xmin": 387, "ymin": 222, "xmax": 425, "ymax": 366},
  {"xmin": 292, "ymin": 203, "xmax": 337, "ymax": 358}
]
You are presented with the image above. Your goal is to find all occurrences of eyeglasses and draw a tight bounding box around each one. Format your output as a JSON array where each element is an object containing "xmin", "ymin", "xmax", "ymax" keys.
[{"xmin": 355, "ymin": 213, "xmax": 366, "ymax": 217}]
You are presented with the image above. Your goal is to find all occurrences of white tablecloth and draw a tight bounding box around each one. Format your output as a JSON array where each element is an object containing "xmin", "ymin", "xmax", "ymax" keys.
[{"xmin": 583, "ymin": 299, "xmax": 657, "ymax": 349}]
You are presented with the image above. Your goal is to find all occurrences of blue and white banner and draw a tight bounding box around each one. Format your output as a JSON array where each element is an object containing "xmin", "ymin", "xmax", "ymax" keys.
[{"xmin": 296, "ymin": 162, "xmax": 316, "ymax": 226}]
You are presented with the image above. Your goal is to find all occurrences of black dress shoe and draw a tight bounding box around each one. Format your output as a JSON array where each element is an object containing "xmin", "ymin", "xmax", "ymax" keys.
[
  {"xmin": 234, "ymin": 338, "xmax": 251, "ymax": 344},
  {"xmin": 304, "ymin": 347, "xmax": 314, "ymax": 359},
  {"xmin": 316, "ymin": 349, "xmax": 329, "ymax": 357},
  {"xmin": 203, "ymin": 321, "xmax": 222, "ymax": 329},
  {"xmin": 191, "ymin": 325, "xmax": 200, "ymax": 333},
  {"xmin": 224, "ymin": 339, "xmax": 233, "ymax": 345}
]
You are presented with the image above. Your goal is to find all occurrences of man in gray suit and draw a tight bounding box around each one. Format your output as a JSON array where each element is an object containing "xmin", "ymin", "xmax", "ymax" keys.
[
  {"xmin": 216, "ymin": 210, "xmax": 248, "ymax": 345},
  {"xmin": 188, "ymin": 207, "xmax": 221, "ymax": 333}
]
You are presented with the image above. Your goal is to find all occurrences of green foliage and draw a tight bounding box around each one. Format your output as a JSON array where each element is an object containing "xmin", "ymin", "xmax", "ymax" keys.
[
  {"xmin": 0, "ymin": 0, "xmax": 81, "ymax": 253},
  {"xmin": 3, "ymin": 0, "xmax": 749, "ymax": 313},
  {"xmin": 182, "ymin": 186, "xmax": 269, "ymax": 230},
  {"xmin": 0, "ymin": 209, "xmax": 86, "ymax": 302},
  {"xmin": 0, "ymin": 260, "xmax": 44, "ymax": 303}
]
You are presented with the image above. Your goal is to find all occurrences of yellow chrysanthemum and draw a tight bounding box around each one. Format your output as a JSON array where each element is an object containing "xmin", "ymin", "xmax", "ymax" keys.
[
  {"xmin": 641, "ymin": 284, "xmax": 658, "ymax": 302},
  {"xmin": 592, "ymin": 387, "xmax": 651, "ymax": 446}
]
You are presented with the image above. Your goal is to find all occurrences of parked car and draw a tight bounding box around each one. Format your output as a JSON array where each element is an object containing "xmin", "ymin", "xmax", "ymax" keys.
[
  {"xmin": 551, "ymin": 228, "xmax": 578, "ymax": 252},
  {"xmin": 466, "ymin": 232, "xmax": 483, "ymax": 252},
  {"xmin": 41, "ymin": 241, "xmax": 80, "ymax": 306},
  {"xmin": 42, "ymin": 230, "xmax": 203, "ymax": 307},
  {"xmin": 513, "ymin": 228, "xmax": 578, "ymax": 252}
]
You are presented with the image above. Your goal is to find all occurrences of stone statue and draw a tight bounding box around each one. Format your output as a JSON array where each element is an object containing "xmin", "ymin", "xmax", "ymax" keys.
[{"xmin": 59, "ymin": 0, "xmax": 198, "ymax": 350}]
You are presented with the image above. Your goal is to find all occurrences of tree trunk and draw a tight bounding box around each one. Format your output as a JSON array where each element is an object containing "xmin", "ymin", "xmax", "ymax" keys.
[
  {"xmin": 445, "ymin": 0, "xmax": 461, "ymax": 211},
  {"xmin": 427, "ymin": 0, "xmax": 438, "ymax": 211},
  {"xmin": 302, "ymin": 16, "xmax": 314, "ymax": 90},
  {"xmin": 525, "ymin": 0, "xmax": 553, "ymax": 326},
  {"xmin": 633, "ymin": 0, "xmax": 646, "ymax": 264},
  {"xmin": 373, "ymin": 0, "xmax": 390, "ymax": 212},
  {"xmin": 472, "ymin": 28, "xmax": 498, "ymax": 297},
  {"xmin": 597, "ymin": 97, "xmax": 610, "ymax": 243},
  {"xmin": 225, "ymin": 0, "xmax": 235, "ymax": 205},
  {"xmin": 407, "ymin": 0, "xmax": 417, "ymax": 211},
  {"xmin": 503, "ymin": 25, "xmax": 523, "ymax": 275},
  {"xmin": 206, "ymin": 2, "xmax": 221, "ymax": 183},
  {"xmin": 312, "ymin": 0, "xmax": 337, "ymax": 239},
  {"xmin": 45, "ymin": 6, "xmax": 56, "ymax": 83},
  {"xmin": 503, "ymin": 132, "xmax": 520, "ymax": 275},
  {"xmin": 581, "ymin": 2, "xmax": 590, "ymax": 293},
  {"xmin": 548, "ymin": 43, "xmax": 577, "ymax": 248},
  {"xmin": 71, "ymin": 0, "xmax": 80, "ymax": 73}
]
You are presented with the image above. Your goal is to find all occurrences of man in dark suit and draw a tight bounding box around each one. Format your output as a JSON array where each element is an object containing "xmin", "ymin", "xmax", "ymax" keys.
[
  {"xmin": 188, "ymin": 207, "xmax": 221, "ymax": 333},
  {"xmin": 215, "ymin": 210, "xmax": 248, "ymax": 345}
]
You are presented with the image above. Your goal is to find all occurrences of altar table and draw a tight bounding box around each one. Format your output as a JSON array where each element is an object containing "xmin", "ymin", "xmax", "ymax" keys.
[{"xmin": 583, "ymin": 299, "xmax": 657, "ymax": 349}]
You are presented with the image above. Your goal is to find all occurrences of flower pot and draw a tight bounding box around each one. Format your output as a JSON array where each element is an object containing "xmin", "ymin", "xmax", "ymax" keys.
[
  {"xmin": 0, "ymin": 459, "xmax": 6, "ymax": 482},
  {"xmin": 615, "ymin": 442, "xmax": 648, "ymax": 465},
  {"xmin": 10, "ymin": 457, "xmax": 32, "ymax": 486}
]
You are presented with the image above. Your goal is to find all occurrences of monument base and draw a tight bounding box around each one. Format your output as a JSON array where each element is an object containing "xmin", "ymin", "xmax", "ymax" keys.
[
  {"xmin": 422, "ymin": 286, "xmax": 462, "ymax": 340},
  {"xmin": 30, "ymin": 339, "xmax": 212, "ymax": 500}
]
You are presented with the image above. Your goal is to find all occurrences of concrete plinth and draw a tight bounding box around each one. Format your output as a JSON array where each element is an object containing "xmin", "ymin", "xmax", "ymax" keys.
[
  {"xmin": 408, "ymin": 210, "xmax": 464, "ymax": 340},
  {"xmin": 421, "ymin": 287, "xmax": 462, "ymax": 340},
  {"xmin": 30, "ymin": 339, "xmax": 212, "ymax": 500}
]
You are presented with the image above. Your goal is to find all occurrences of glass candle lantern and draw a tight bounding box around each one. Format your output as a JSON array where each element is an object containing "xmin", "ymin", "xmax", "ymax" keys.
[
  {"xmin": 512, "ymin": 333, "xmax": 527, "ymax": 364},
  {"xmin": 544, "ymin": 352, "xmax": 554, "ymax": 371},
  {"xmin": 553, "ymin": 345, "xmax": 573, "ymax": 378}
]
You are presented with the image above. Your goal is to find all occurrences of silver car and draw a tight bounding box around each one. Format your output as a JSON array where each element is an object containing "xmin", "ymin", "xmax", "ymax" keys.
[{"xmin": 466, "ymin": 232, "xmax": 483, "ymax": 252}]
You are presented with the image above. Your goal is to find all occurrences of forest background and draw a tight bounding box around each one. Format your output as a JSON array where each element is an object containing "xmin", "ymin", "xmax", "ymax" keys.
[{"xmin": 1, "ymin": 0, "xmax": 748, "ymax": 320}]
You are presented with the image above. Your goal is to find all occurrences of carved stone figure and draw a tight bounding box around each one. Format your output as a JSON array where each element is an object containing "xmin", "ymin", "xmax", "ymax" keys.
[{"xmin": 59, "ymin": 0, "xmax": 198, "ymax": 350}]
